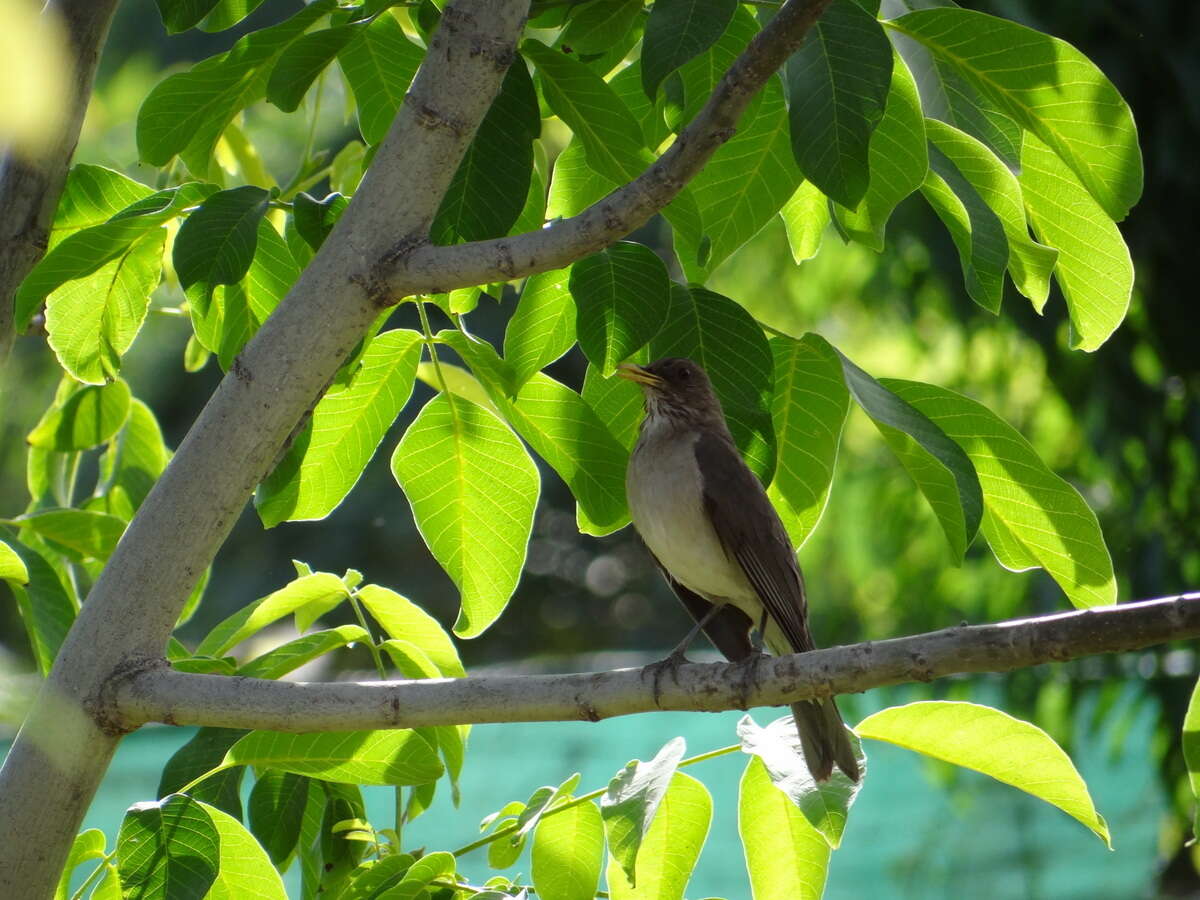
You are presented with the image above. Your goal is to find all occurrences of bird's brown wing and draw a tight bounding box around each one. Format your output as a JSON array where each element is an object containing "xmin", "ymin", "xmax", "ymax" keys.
[{"xmin": 694, "ymin": 430, "xmax": 815, "ymax": 654}]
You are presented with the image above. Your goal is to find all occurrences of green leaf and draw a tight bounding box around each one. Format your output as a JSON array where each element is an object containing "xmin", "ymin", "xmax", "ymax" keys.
[
  {"xmin": 766, "ymin": 334, "xmax": 850, "ymax": 549},
  {"xmin": 925, "ymin": 118, "xmax": 1058, "ymax": 309},
  {"xmin": 546, "ymin": 138, "xmax": 612, "ymax": 219},
  {"xmin": 386, "ymin": 851, "xmax": 456, "ymax": 899},
  {"xmin": 196, "ymin": 572, "xmax": 349, "ymax": 657},
  {"xmin": 5, "ymin": 538, "xmax": 74, "ymax": 675},
  {"xmin": 641, "ymin": 0, "xmax": 737, "ymax": 99},
  {"xmin": 785, "ymin": 0, "xmax": 893, "ymax": 208},
  {"xmin": 441, "ymin": 330, "xmax": 630, "ymax": 536},
  {"xmin": 568, "ymin": 242, "xmax": 669, "ymax": 377},
  {"xmin": 28, "ymin": 380, "xmax": 131, "ymax": 451},
  {"xmin": 13, "ymin": 509, "xmax": 126, "ymax": 561},
  {"xmin": 55, "ymin": 829, "xmax": 107, "ymax": 900},
  {"xmin": 118, "ymin": 794, "xmax": 219, "ymax": 898},
  {"xmin": 238, "ymin": 625, "xmax": 369, "ymax": 679},
  {"xmin": 887, "ymin": 7, "xmax": 1143, "ymax": 221},
  {"xmin": 601, "ymin": 737, "xmax": 686, "ymax": 885},
  {"xmin": 200, "ymin": 799, "xmax": 289, "ymax": 898},
  {"xmin": 175, "ymin": 185, "xmax": 270, "ymax": 311},
  {"xmin": 0, "ymin": 539, "xmax": 29, "ymax": 585},
  {"xmin": 137, "ymin": 0, "xmax": 337, "ymax": 170},
  {"xmin": 159, "ymin": 727, "xmax": 247, "ymax": 821},
  {"xmin": 293, "ymin": 191, "xmax": 350, "ymax": 252},
  {"xmin": 249, "ymin": 771, "xmax": 311, "ymax": 866},
  {"xmin": 779, "ymin": 180, "xmax": 829, "ymax": 263},
  {"xmin": 45, "ymin": 229, "xmax": 164, "ymax": 384},
  {"xmin": 738, "ymin": 714, "xmax": 865, "ymax": 848},
  {"xmin": 840, "ymin": 353, "xmax": 983, "ymax": 562},
  {"xmin": 882, "ymin": 0, "xmax": 1022, "ymax": 170},
  {"xmin": 503, "ymin": 267, "xmax": 576, "ymax": 392},
  {"xmin": 432, "ymin": 57, "xmax": 540, "ymax": 244},
  {"xmin": 857, "ymin": 701, "xmax": 1111, "ymax": 846},
  {"xmin": 267, "ymin": 24, "xmax": 364, "ymax": 112},
  {"xmin": 338, "ymin": 13, "xmax": 424, "ymax": 145},
  {"xmin": 560, "ymin": 0, "xmax": 643, "ymax": 56},
  {"xmin": 154, "ymin": 0, "xmax": 221, "ymax": 33},
  {"xmin": 605, "ymin": 771, "xmax": 711, "ymax": 898},
  {"xmin": 650, "ymin": 284, "xmax": 776, "ymax": 481},
  {"xmin": 883, "ymin": 379, "xmax": 1116, "ymax": 606},
  {"xmin": 739, "ymin": 756, "xmax": 829, "ymax": 900},
  {"xmin": 391, "ymin": 393, "xmax": 539, "ymax": 638},
  {"xmin": 582, "ymin": 355, "xmax": 644, "ymax": 452},
  {"xmin": 524, "ymin": 39, "xmax": 702, "ymax": 244},
  {"xmin": 257, "ymin": 329, "xmax": 423, "ymax": 527},
  {"xmin": 1019, "ymin": 132, "xmax": 1132, "ymax": 350},
  {"xmin": 357, "ymin": 583, "xmax": 465, "ymax": 677},
  {"xmin": 676, "ymin": 75, "xmax": 801, "ymax": 279},
  {"xmin": 199, "ymin": 0, "xmax": 268, "ymax": 33},
  {"xmin": 48, "ymin": 165, "xmax": 153, "ymax": 251},
  {"xmin": 1183, "ymin": 676, "xmax": 1200, "ymax": 840},
  {"xmin": 921, "ymin": 138, "xmax": 1008, "ymax": 313},
  {"xmin": 15, "ymin": 183, "xmax": 213, "ymax": 331},
  {"xmin": 532, "ymin": 800, "xmax": 603, "ymax": 900},
  {"xmin": 220, "ymin": 730, "xmax": 444, "ymax": 786},
  {"xmin": 664, "ymin": 5, "xmax": 760, "ymax": 136},
  {"xmin": 835, "ymin": 51, "xmax": 927, "ymax": 250}
]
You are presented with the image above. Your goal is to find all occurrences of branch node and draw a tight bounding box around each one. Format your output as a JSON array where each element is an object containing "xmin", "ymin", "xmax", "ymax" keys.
[{"xmin": 92, "ymin": 655, "xmax": 168, "ymax": 736}]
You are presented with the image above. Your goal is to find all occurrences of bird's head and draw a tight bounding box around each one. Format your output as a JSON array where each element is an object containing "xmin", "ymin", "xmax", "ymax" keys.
[{"xmin": 618, "ymin": 357, "xmax": 726, "ymax": 429}]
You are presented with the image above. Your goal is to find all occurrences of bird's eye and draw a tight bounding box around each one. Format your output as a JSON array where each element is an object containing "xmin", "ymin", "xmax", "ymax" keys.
[{"xmin": 677, "ymin": 366, "xmax": 690, "ymax": 380}]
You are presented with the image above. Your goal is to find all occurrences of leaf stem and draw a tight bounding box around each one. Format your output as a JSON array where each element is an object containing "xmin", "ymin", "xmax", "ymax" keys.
[
  {"xmin": 450, "ymin": 742, "xmax": 741, "ymax": 857},
  {"xmin": 68, "ymin": 849, "xmax": 118, "ymax": 900},
  {"xmin": 416, "ymin": 300, "xmax": 451, "ymax": 397}
]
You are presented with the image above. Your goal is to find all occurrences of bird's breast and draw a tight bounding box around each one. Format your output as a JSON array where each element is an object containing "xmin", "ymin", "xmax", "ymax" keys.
[{"xmin": 626, "ymin": 430, "xmax": 752, "ymax": 603}]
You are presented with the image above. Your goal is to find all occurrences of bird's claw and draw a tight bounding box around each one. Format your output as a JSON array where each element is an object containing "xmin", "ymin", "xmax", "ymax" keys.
[
  {"xmin": 732, "ymin": 650, "xmax": 770, "ymax": 710},
  {"xmin": 642, "ymin": 648, "xmax": 690, "ymax": 707}
]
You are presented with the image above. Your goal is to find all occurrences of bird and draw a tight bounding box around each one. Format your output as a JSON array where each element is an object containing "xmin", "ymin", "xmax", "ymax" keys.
[{"xmin": 619, "ymin": 357, "xmax": 859, "ymax": 783}]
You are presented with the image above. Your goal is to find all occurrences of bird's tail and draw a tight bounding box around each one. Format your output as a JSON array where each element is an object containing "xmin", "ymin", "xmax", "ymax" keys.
[{"xmin": 791, "ymin": 697, "xmax": 860, "ymax": 783}]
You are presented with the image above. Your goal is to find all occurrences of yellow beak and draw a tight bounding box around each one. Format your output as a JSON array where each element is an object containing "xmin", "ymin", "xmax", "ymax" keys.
[{"xmin": 617, "ymin": 363, "xmax": 663, "ymax": 387}]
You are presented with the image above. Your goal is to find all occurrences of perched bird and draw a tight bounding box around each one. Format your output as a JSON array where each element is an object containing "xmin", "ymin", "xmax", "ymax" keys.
[{"xmin": 620, "ymin": 357, "xmax": 859, "ymax": 783}]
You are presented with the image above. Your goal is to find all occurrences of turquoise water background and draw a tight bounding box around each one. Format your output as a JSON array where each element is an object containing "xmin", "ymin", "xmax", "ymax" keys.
[{"xmin": 26, "ymin": 679, "xmax": 1165, "ymax": 899}]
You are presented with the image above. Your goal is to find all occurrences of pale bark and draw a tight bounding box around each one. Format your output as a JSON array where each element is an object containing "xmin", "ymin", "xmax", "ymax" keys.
[
  {"xmin": 0, "ymin": 0, "xmax": 120, "ymax": 360},
  {"xmin": 116, "ymin": 594, "xmax": 1200, "ymax": 732}
]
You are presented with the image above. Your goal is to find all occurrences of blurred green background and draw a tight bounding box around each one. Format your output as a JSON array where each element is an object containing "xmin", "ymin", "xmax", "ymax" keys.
[{"xmin": 2, "ymin": 0, "xmax": 1198, "ymax": 895}]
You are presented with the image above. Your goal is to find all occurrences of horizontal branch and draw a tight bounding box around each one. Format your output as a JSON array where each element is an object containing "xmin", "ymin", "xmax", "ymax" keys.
[
  {"xmin": 117, "ymin": 593, "xmax": 1200, "ymax": 732},
  {"xmin": 380, "ymin": 0, "xmax": 834, "ymax": 298}
]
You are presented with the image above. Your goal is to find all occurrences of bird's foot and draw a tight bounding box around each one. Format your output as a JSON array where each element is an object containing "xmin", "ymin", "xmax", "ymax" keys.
[
  {"xmin": 642, "ymin": 648, "xmax": 691, "ymax": 707},
  {"xmin": 731, "ymin": 650, "xmax": 770, "ymax": 710}
]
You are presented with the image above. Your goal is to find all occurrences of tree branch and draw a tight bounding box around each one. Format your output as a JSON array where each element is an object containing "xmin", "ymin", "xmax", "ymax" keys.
[
  {"xmin": 117, "ymin": 594, "xmax": 1200, "ymax": 732},
  {"xmin": 0, "ymin": 0, "xmax": 120, "ymax": 362},
  {"xmin": 0, "ymin": 3, "xmax": 531, "ymax": 895},
  {"xmin": 379, "ymin": 0, "xmax": 834, "ymax": 298}
]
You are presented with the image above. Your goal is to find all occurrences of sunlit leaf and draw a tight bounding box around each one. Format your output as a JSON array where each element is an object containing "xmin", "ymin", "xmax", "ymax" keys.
[
  {"xmin": 785, "ymin": 0, "xmax": 893, "ymax": 208},
  {"xmin": 13, "ymin": 509, "xmax": 126, "ymax": 561},
  {"xmin": 237, "ymin": 625, "xmax": 369, "ymax": 679},
  {"xmin": 601, "ymin": 737, "xmax": 686, "ymax": 885},
  {"xmin": 220, "ymin": 730, "xmax": 444, "ymax": 786},
  {"xmin": 582, "ymin": 355, "xmax": 645, "ymax": 453},
  {"xmin": 200, "ymin": 800, "xmax": 288, "ymax": 898},
  {"xmin": 54, "ymin": 829, "xmax": 107, "ymax": 900},
  {"xmin": 391, "ymin": 393, "xmax": 539, "ymax": 638},
  {"xmin": 836, "ymin": 51, "xmax": 927, "ymax": 251},
  {"xmin": 737, "ymin": 714, "xmax": 865, "ymax": 848},
  {"xmin": 766, "ymin": 333, "xmax": 850, "ymax": 548},
  {"xmin": 357, "ymin": 583, "xmax": 465, "ymax": 678},
  {"xmin": 1183, "ymin": 676, "xmax": 1200, "ymax": 840},
  {"xmin": 739, "ymin": 756, "xmax": 829, "ymax": 900},
  {"xmin": 196, "ymin": 572, "xmax": 349, "ymax": 657},
  {"xmin": 45, "ymin": 229, "xmax": 165, "ymax": 384},
  {"xmin": 840, "ymin": 353, "xmax": 983, "ymax": 562},
  {"xmin": 779, "ymin": 181, "xmax": 829, "ymax": 263},
  {"xmin": 118, "ymin": 794, "xmax": 219, "ymax": 898},
  {"xmin": 857, "ymin": 701, "xmax": 1110, "ymax": 846},
  {"xmin": 503, "ymin": 266, "xmax": 576, "ymax": 392},
  {"xmin": 267, "ymin": 24, "xmax": 364, "ymax": 112},
  {"xmin": 257, "ymin": 329, "xmax": 423, "ymax": 527},
  {"xmin": 560, "ymin": 0, "xmax": 643, "ymax": 56},
  {"xmin": 605, "ymin": 771, "xmax": 710, "ymax": 898},
  {"xmin": 48, "ymin": 165, "xmax": 153, "ymax": 251},
  {"xmin": 5, "ymin": 538, "xmax": 74, "ymax": 675},
  {"xmin": 338, "ymin": 13, "xmax": 424, "ymax": 145},
  {"xmin": 887, "ymin": 7, "xmax": 1142, "ymax": 221},
  {"xmin": 532, "ymin": 800, "xmax": 603, "ymax": 900},
  {"xmin": 884, "ymin": 379, "xmax": 1116, "ymax": 606},
  {"xmin": 1019, "ymin": 132, "xmax": 1132, "ymax": 351}
]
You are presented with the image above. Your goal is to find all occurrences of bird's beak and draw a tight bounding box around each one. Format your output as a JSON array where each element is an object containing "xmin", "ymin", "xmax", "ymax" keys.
[{"xmin": 617, "ymin": 363, "xmax": 663, "ymax": 387}]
